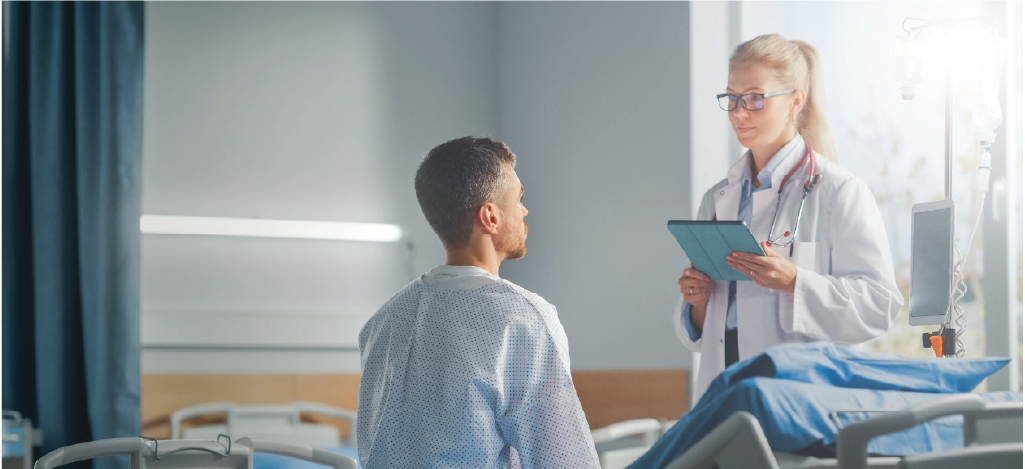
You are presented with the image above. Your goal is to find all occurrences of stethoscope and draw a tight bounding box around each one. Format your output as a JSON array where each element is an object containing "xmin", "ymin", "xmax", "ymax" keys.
[{"xmin": 766, "ymin": 141, "xmax": 821, "ymax": 248}]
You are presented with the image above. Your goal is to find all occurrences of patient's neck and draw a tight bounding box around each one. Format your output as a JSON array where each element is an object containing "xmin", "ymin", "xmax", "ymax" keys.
[{"xmin": 445, "ymin": 242, "xmax": 502, "ymax": 276}]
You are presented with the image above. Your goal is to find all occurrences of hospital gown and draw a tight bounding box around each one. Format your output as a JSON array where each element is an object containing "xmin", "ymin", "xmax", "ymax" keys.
[{"xmin": 357, "ymin": 265, "xmax": 600, "ymax": 469}]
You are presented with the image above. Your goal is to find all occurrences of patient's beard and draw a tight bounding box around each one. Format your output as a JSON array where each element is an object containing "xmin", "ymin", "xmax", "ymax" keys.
[
  {"xmin": 506, "ymin": 243, "xmax": 526, "ymax": 260},
  {"xmin": 500, "ymin": 228, "xmax": 527, "ymax": 260}
]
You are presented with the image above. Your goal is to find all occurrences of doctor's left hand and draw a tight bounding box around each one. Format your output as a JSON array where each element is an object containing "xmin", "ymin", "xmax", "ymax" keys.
[{"xmin": 727, "ymin": 242, "xmax": 797, "ymax": 293}]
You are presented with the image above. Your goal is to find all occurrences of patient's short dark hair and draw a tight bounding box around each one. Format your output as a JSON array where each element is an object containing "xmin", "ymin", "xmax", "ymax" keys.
[{"xmin": 414, "ymin": 136, "xmax": 517, "ymax": 249}]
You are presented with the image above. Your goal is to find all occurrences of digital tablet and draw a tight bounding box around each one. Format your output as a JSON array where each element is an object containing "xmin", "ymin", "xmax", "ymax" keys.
[{"xmin": 667, "ymin": 220, "xmax": 765, "ymax": 281}]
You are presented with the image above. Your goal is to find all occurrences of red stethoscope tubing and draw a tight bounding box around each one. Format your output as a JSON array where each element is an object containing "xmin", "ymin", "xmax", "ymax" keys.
[
  {"xmin": 711, "ymin": 142, "xmax": 819, "ymax": 248},
  {"xmin": 781, "ymin": 142, "xmax": 816, "ymax": 195},
  {"xmin": 767, "ymin": 142, "xmax": 817, "ymax": 246}
]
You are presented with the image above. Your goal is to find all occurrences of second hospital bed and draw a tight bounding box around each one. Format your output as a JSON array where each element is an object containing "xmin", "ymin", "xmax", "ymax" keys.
[{"xmin": 169, "ymin": 402, "xmax": 360, "ymax": 469}]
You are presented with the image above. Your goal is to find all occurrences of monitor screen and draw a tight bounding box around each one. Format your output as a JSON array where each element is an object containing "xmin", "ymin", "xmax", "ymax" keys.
[{"xmin": 909, "ymin": 200, "xmax": 954, "ymax": 326}]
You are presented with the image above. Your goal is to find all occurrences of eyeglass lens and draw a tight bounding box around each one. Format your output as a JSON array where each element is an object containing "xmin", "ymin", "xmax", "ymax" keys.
[{"xmin": 719, "ymin": 94, "xmax": 765, "ymax": 111}]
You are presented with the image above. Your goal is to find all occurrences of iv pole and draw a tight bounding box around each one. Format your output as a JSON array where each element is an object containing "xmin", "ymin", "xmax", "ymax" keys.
[
  {"xmin": 944, "ymin": 39, "xmax": 953, "ymax": 201},
  {"xmin": 899, "ymin": 18, "xmax": 965, "ymax": 357},
  {"xmin": 901, "ymin": 15, "xmax": 1007, "ymax": 358}
]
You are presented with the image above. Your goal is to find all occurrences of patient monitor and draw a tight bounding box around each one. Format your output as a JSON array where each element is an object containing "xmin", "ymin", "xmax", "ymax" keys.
[{"xmin": 909, "ymin": 200, "xmax": 954, "ymax": 326}]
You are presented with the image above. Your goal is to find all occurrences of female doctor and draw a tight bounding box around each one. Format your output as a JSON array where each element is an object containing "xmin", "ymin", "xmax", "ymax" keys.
[{"xmin": 675, "ymin": 33, "xmax": 903, "ymax": 401}]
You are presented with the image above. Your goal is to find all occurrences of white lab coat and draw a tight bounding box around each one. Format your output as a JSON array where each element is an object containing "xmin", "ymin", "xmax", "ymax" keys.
[{"xmin": 675, "ymin": 138, "xmax": 903, "ymax": 401}]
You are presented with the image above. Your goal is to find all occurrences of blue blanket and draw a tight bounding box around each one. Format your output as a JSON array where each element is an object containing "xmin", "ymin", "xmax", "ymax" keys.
[{"xmin": 627, "ymin": 342, "xmax": 1016, "ymax": 469}]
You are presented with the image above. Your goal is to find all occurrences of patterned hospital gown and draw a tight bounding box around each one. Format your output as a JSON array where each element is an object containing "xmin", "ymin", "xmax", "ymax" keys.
[{"xmin": 357, "ymin": 265, "xmax": 600, "ymax": 469}]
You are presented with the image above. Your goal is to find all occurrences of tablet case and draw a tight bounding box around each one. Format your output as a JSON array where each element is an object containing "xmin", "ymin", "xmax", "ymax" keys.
[{"xmin": 667, "ymin": 220, "xmax": 765, "ymax": 281}]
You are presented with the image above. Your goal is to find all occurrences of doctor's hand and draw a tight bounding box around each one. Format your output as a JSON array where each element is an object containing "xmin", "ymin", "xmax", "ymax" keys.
[
  {"xmin": 679, "ymin": 265, "xmax": 714, "ymax": 308},
  {"xmin": 727, "ymin": 242, "xmax": 797, "ymax": 293}
]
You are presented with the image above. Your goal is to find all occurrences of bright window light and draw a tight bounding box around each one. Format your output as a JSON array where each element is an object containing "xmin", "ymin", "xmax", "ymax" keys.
[{"xmin": 140, "ymin": 215, "xmax": 403, "ymax": 243}]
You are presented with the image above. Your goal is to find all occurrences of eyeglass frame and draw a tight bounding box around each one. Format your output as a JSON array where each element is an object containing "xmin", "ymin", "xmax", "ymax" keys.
[{"xmin": 716, "ymin": 89, "xmax": 794, "ymax": 111}]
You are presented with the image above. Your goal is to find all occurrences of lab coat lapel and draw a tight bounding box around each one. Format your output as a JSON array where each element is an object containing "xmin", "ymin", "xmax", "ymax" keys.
[
  {"xmin": 714, "ymin": 185, "xmax": 742, "ymax": 222},
  {"xmin": 770, "ymin": 134, "xmax": 807, "ymax": 190},
  {"xmin": 713, "ymin": 155, "xmax": 747, "ymax": 221}
]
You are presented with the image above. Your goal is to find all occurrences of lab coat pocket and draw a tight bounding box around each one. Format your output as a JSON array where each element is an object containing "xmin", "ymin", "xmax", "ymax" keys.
[{"xmin": 790, "ymin": 241, "xmax": 828, "ymax": 273}]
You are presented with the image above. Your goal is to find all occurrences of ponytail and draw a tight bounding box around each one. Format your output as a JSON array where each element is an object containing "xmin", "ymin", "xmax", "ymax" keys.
[
  {"xmin": 792, "ymin": 40, "xmax": 838, "ymax": 161},
  {"xmin": 731, "ymin": 34, "xmax": 839, "ymax": 161}
]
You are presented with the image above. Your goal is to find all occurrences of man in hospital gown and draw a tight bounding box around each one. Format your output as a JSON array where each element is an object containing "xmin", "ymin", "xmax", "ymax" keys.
[{"xmin": 357, "ymin": 136, "xmax": 600, "ymax": 469}]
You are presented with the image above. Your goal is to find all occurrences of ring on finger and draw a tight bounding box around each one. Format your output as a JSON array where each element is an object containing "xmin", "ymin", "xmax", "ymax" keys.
[{"xmin": 688, "ymin": 287, "xmax": 695, "ymax": 295}]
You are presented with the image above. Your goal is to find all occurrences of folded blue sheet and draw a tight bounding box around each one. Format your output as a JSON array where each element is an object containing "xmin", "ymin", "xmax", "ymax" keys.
[
  {"xmin": 626, "ymin": 342, "xmax": 1017, "ymax": 469},
  {"xmin": 711, "ymin": 342, "xmax": 1009, "ymax": 395}
]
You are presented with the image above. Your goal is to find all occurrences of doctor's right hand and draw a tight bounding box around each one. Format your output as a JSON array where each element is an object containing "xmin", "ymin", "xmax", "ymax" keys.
[{"xmin": 679, "ymin": 265, "xmax": 714, "ymax": 308}]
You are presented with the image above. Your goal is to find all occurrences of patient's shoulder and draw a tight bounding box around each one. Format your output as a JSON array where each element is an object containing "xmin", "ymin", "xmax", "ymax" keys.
[
  {"xmin": 373, "ymin": 277, "xmax": 425, "ymax": 312},
  {"xmin": 490, "ymin": 279, "xmax": 556, "ymax": 315},
  {"xmin": 361, "ymin": 278, "xmax": 424, "ymax": 328}
]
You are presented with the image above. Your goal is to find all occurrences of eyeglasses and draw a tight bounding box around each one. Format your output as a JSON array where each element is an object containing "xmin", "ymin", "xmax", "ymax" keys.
[{"xmin": 717, "ymin": 89, "xmax": 794, "ymax": 111}]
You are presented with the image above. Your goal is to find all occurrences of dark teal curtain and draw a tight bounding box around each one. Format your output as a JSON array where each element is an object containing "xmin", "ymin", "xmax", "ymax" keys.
[{"xmin": 2, "ymin": 2, "xmax": 144, "ymax": 469}]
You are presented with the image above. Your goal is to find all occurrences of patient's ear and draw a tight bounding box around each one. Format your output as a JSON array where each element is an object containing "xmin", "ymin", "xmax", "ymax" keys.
[{"xmin": 479, "ymin": 202, "xmax": 499, "ymax": 234}]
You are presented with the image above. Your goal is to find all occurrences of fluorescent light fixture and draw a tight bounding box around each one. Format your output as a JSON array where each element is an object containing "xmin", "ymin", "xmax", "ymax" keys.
[{"xmin": 140, "ymin": 215, "xmax": 402, "ymax": 243}]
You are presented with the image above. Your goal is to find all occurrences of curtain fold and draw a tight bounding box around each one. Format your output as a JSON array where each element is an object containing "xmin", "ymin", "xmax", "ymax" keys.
[{"xmin": 2, "ymin": 3, "xmax": 145, "ymax": 469}]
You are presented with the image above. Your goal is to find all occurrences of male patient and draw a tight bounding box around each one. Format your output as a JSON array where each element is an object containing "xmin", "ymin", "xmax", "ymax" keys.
[{"xmin": 357, "ymin": 136, "xmax": 600, "ymax": 469}]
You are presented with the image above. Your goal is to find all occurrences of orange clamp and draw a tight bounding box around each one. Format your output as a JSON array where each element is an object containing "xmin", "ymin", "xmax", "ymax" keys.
[{"xmin": 929, "ymin": 335, "xmax": 943, "ymax": 358}]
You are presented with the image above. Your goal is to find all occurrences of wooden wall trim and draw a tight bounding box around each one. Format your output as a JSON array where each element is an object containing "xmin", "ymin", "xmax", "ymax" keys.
[
  {"xmin": 142, "ymin": 374, "xmax": 360, "ymax": 439},
  {"xmin": 572, "ymin": 369, "xmax": 689, "ymax": 429},
  {"xmin": 142, "ymin": 369, "xmax": 687, "ymax": 439}
]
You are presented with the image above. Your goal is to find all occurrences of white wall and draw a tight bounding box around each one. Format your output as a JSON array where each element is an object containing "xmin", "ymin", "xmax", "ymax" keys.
[
  {"xmin": 142, "ymin": 1, "xmax": 498, "ymax": 373},
  {"xmin": 495, "ymin": 2, "xmax": 692, "ymax": 370},
  {"xmin": 142, "ymin": 1, "xmax": 695, "ymax": 373}
]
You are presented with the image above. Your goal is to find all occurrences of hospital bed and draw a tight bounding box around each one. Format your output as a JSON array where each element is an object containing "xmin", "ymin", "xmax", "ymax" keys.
[
  {"xmin": 33, "ymin": 435, "xmax": 357, "ymax": 469},
  {"xmin": 663, "ymin": 393, "xmax": 1023, "ymax": 469},
  {"xmin": 626, "ymin": 342, "xmax": 1023, "ymax": 469},
  {"xmin": 591, "ymin": 418, "xmax": 673, "ymax": 469},
  {"xmin": 170, "ymin": 402, "xmax": 356, "ymax": 448}
]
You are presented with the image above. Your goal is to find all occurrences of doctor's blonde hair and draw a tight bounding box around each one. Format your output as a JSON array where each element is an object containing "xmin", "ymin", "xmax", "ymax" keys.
[{"xmin": 731, "ymin": 33, "xmax": 839, "ymax": 162}]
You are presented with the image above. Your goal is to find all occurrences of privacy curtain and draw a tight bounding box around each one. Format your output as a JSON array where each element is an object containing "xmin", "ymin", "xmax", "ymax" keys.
[{"xmin": 2, "ymin": 3, "xmax": 145, "ymax": 469}]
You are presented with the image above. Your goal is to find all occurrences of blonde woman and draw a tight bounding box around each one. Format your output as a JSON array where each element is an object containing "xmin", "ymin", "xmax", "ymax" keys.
[{"xmin": 675, "ymin": 34, "xmax": 903, "ymax": 400}]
